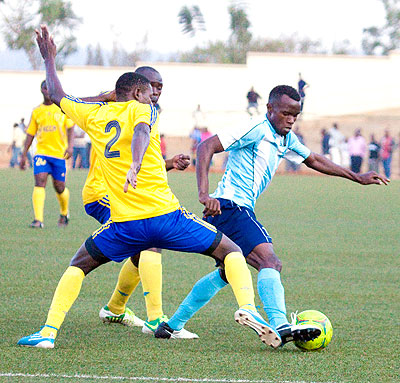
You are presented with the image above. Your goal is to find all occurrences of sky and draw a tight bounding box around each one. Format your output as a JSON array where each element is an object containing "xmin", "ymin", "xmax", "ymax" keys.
[{"xmin": 0, "ymin": 0, "xmax": 387, "ymax": 67}]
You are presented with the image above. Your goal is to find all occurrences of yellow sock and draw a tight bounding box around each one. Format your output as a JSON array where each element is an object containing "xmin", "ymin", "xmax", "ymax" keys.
[
  {"xmin": 32, "ymin": 186, "xmax": 45, "ymax": 222},
  {"xmin": 40, "ymin": 266, "xmax": 85, "ymax": 338},
  {"xmin": 224, "ymin": 252, "xmax": 256, "ymax": 310},
  {"xmin": 107, "ymin": 258, "xmax": 140, "ymax": 315},
  {"xmin": 56, "ymin": 188, "xmax": 69, "ymax": 216},
  {"xmin": 139, "ymin": 251, "xmax": 163, "ymax": 321}
]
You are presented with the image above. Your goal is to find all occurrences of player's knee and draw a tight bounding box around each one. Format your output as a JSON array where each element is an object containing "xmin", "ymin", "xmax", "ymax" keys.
[
  {"xmin": 260, "ymin": 254, "xmax": 282, "ymax": 272},
  {"xmin": 54, "ymin": 183, "xmax": 65, "ymax": 194}
]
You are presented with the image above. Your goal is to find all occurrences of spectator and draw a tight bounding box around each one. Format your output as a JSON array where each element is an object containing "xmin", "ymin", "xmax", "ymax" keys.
[
  {"xmin": 72, "ymin": 126, "xmax": 88, "ymax": 169},
  {"xmin": 192, "ymin": 104, "xmax": 206, "ymax": 129},
  {"xmin": 246, "ymin": 87, "xmax": 261, "ymax": 115},
  {"xmin": 160, "ymin": 134, "xmax": 167, "ymax": 160},
  {"xmin": 321, "ymin": 128, "xmax": 330, "ymax": 158},
  {"xmin": 380, "ymin": 130, "xmax": 395, "ymax": 178},
  {"xmin": 9, "ymin": 123, "xmax": 25, "ymax": 168},
  {"xmin": 348, "ymin": 129, "xmax": 367, "ymax": 173},
  {"xmin": 298, "ymin": 73, "xmax": 309, "ymax": 113},
  {"xmin": 329, "ymin": 123, "xmax": 345, "ymax": 165},
  {"xmin": 189, "ymin": 127, "xmax": 202, "ymax": 166},
  {"xmin": 368, "ymin": 134, "xmax": 380, "ymax": 173}
]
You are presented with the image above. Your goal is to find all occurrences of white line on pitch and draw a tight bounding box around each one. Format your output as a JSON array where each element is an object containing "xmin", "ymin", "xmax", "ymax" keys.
[{"xmin": 0, "ymin": 372, "xmax": 340, "ymax": 383}]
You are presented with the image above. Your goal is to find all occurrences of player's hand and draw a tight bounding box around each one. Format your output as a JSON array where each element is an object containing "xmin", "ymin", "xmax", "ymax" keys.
[
  {"xmin": 357, "ymin": 171, "xmax": 390, "ymax": 185},
  {"xmin": 172, "ymin": 154, "xmax": 190, "ymax": 171},
  {"xmin": 124, "ymin": 164, "xmax": 140, "ymax": 192},
  {"xmin": 35, "ymin": 25, "xmax": 57, "ymax": 61},
  {"xmin": 64, "ymin": 147, "xmax": 73, "ymax": 160},
  {"xmin": 199, "ymin": 193, "xmax": 221, "ymax": 217},
  {"xmin": 19, "ymin": 154, "xmax": 27, "ymax": 170}
]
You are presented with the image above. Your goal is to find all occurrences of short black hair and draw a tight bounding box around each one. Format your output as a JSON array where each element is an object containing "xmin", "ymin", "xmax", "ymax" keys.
[
  {"xmin": 135, "ymin": 66, "xmax": 159, "ymax": 77},
  {"xmin": 268, "ymin": 85, "xmax": 300, "ymax": 104},
  {"xmin": 115, "ymin": 72, "xmax": 150, "ymax": 98}
]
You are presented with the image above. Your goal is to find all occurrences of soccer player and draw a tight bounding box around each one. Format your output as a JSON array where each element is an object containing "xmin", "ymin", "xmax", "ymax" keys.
[
  {"xmin": 20, "ymin": 80, "xmax": 74, "ymax": 228},
  {"xmin": 81, "ymin": 67, "xmax": 194, "ymax": 336},
  {"xmin": 17, "ymin": 25, "xmax": 281, "ymax": 349},
  {"xmin": 154, "ymin": 85, "xmax": 389, "ymax": 345}
]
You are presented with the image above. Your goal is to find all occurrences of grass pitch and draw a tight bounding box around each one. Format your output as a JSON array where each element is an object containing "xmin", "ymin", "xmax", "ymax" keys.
[{"xmin": 0, "ymin": 169, "xmax": 399, "ymax": 383}]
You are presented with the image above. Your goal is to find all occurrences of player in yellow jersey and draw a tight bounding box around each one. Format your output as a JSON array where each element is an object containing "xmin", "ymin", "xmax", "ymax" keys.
[
  {"xmin": 20, "ymin": 80, "xmax": 74, "ymax": 228},
  {"xmin": 81, "ymin": 67, "xmax": 195, "ymax": 337},
  {"xmin": 17, "ymin": 25, "xmax": 282, "ymax": 349}
]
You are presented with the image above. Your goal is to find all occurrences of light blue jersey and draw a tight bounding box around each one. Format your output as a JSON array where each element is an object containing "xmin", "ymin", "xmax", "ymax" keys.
[{"xmin": 212, "ymin": 116, "xmax": 311, "ymax": 211}]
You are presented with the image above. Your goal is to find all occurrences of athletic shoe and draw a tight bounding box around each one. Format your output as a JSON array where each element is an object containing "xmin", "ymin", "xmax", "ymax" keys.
[
  {"xmin": 142, "ymin": 315, "xmax": 169, "ymax": 334},
  {"xmin": 154, "ymin": 322, "xmax": 199, "ymax": 339},
  {"xmin": 57, "ymin": 214, "xmax": 69, "ymax": 227},
  {"xmin": 99, "ymin": 306, "xmax": 144, "ymax": 327},
  {"xmin": 234, "ymin": 308, "xmax": 282, "ymax": 348},
  {"xmin": 17, "ymin": 330, "xmax": 55, "ymax": 349},
  {"xmin": 276, "ymin": 313, "xmax": 321, "ymax": 346},
  {"xmin": 29, "ymin": 220, "xmax": 43, "ymax": 228}
]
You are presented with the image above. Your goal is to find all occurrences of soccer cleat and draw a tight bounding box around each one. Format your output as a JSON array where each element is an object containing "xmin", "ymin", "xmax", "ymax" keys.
[
  {"xmin": 99, "ymin": 306, "xmax": 144, "ymax": 327},
  {"xmin": 57, "ymin": 214, "xmax": 69, "ymax": 227},
  {"xmin": 234, "ymin": 308, "xmax": 282, "ymax": 348},
  {"xmin": 154, "ymin": 322, "xmax": 199, "ymax": 339},
  {"xmin": 142, "ymin": 315, "xmax": 169, "ymax": 334},
  {"xmin": 17, "ymin": 330, "xmax": 55, "ymax": 349},
  {"xmin": 276, "ymin": 312, "xmax": 321, "ymax": 346},
  {"xmin": 29, "ymin": 220, "xmax": 44, "ymax": 228}
]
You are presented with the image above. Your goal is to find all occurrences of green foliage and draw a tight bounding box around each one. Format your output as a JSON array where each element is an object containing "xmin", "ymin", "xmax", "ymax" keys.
[
  {"xmin": 178, "ymin": 5, "xmax": 206, "ymax": 37},
  {"xmin": 0, "ymin": 0, "xmax": 81, "ymax": 69},
  {"xmin": 1, "ymin": 170, "xmax": 399, "ymax": 382},
  {"xmin": 362, "ymin": 0, "xmax": 400, "ymax": 55}
]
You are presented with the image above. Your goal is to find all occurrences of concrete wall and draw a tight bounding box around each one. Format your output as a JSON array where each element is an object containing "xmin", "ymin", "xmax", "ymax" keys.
[{"xmin": 1, "ymin": 51, "xmax": 400, "ymax": 143}]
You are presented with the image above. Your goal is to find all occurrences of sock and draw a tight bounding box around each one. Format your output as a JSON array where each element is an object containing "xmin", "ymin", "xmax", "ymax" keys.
[
  {"xmin": 224, "ymin": 252, "xmax": 256, "ymax": 311},
  {"xmin": 40, "ymin": 266, "xmax": 85, "ymax": 338},
  {"xmin": 258, "ymin": 268, "xmax": 288, "ymax": 329},
  {"xmin": 139, "ymin": 250, "xmax": 162, "ymax": 321},
  {"xmin": 168, "ymin": 269, "xmax": 227, "ymax": 331},
  {"xmin": 32, "ymin": 186, "xmax": 45, "ymax": 222},
  {"xmin": 107, "ymin": 258, "xmax": 140, "ymax": 315},
  {"xmin": 56, "ymin": 188, "xmax": 69, "ymax": 216}
]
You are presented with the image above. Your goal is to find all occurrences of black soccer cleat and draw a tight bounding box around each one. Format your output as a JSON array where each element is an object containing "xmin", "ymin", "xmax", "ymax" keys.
[
  {"xmin": 276, "ymin": 323, "xmax": 321, "ymax": 346},
  {"xmin": 57, "ymin": 214, "xmax": 69, "ymax": 227},
  {"xmin": 154, "ymin": 322, "xmax": 174, "ymax": 339}
]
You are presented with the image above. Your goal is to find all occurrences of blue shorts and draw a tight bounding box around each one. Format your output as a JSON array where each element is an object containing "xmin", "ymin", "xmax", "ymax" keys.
[
  {"xmin": 204, "ymin": 198, "xmax": 272, "ymax": 257},
  {"xmin": 89, "ymin": 207, "xmax": 221, "ymax": 262},
  {"xmin": 84, "ymin": 197, "xmax": 111, "ymax": 225},
  {"xmin": 33, "ymin": 155, "xmax": 66, "ymax": 182}
]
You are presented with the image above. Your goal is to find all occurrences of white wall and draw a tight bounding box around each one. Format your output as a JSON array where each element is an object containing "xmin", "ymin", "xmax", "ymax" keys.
[{"xmin": 1, "ymin": 51, "xmax": 400, "ymax": 143}]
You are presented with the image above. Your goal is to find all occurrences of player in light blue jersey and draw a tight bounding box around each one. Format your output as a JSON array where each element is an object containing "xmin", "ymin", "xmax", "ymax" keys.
[{"xmin": 155, "ymin": 85, "xmax": 389, "ymax": 345}]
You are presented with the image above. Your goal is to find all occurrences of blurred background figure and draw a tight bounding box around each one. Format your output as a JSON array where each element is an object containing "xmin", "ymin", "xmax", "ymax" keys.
[
  {"xmin": 9, "ymin": 122, "xmax": 25, "ymax": 168},
  {"xmin": 329, "ymin": 123, "xmax": 345, "ymax": 165},
  {"xmin": 286, "ymin": 126, "xmax": 305, "ymax": 173},
  {"xmin": 368, "ymin": 134, "xmax": 380, "ymax": 173},
  {"xmin": 72, "ymin": 126, "xmax": 88, "ymax": 169},
  {"xmin": 298, "ymin": 73, "xmax": 309, "ymax": 113},
  {"xmin": 380, "ymin": 130, "xmax": 395, "ymax": 178},
  {"xmin": 189, "ymin": 127, "xmax": 201, "ymax": 166},
  {"xmin": 246, "ymin": 86, "xmax": 261, "ymax": 116},
  {"xmin": 160, "ymin": 133, "xmax": 167, "ymax": 160},
  {"xmin": 321, "ymin": 128, "xmax": 331, "ymax": 158},
  {"xmin": 192, "ymin": 104, "xmax": 206, "ymax": 129},
  {"xmin": 348, "ymin": 129, "xmax": 366, "ymax": 173}
]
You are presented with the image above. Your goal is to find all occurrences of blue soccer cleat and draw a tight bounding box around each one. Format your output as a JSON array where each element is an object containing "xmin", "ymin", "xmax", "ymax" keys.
[
  {"xmin": 17, "ymin": 329, "xmax": 55, "ymax": 349},
  {"xmin": 234, "ymin": 308, "xmax": 282, "ymax": 348}
]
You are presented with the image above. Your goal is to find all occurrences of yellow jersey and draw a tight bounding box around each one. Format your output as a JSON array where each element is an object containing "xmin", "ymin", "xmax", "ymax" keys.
[
  {"xmin": 26, "ymin": 103, "xmax": 74, "ymax": 158},
  {"xmin": 82, "ymin": 149, "xmax": 107, "ymax": 205},
  {"xmin": 60, "ymin": 96, "xmax": 180, "ymax": 222}
]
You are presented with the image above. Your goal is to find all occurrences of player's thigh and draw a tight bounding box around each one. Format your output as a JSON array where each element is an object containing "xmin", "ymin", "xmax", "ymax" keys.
[
  {"xmin": 49, "ymin": 157, "xmax": 67, "ymax": 191},
  {"xmin": 70, "ymin": 241, "xmax": 110, "ymax": 275},
  {"xmin": 246, "ymin": 242, "xmax": 282, "ymax": 272},
  {"xmin": 33, "ymin": 155, "xmax": 51, "ymax": 187}
]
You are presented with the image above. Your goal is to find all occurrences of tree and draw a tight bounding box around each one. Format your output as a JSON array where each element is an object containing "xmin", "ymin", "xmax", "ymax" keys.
[
  {"xmin": 178, "ymin": 5, "xmax": 206, "ymax": 37},
  {"xmin": 93, "ymin": 43, "xmax": 104, "ymax": 66},
  {"xmin": 0, "ymin": 0, "xmax": 81, "ymax": 69},
  {"xmin": 228, "ymin": 2, "xmax": 252, "ymax": 63},
  {"xmin": 362, "ymin": 0, "xmax": 400, "ymax": 55}
]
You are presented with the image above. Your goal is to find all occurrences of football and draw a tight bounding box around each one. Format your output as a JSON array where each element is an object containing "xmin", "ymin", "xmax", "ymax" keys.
[{"xmin": 294, "ymin": 310, "xmax": 333, "ymax": 351}]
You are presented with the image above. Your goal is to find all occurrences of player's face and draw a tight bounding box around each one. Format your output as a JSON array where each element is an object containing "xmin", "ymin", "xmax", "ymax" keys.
[
  {"xmin": 141, "ymin": 71, "xmax": 163, "ymax": 105},
  {"xmin": 137, "ymin": 84, "xmax": 153, "ymax": 104},
  {"xmin": 267, "ymin": 95, "xmax": 301, "ymax": 136}
]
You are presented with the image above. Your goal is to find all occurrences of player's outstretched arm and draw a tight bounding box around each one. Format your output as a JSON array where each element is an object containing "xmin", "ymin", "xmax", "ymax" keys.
[
  {"xmin": 304, "ymin": 152, "xmax": 390, "ymax": 185},
  {"xmin": 80, "ymin": 90, "xmax": 116, "ymax": 103},
  {"xmin": 124, "ymin": 123, "xmax": 151, "ymax": 193},
  {"xmin": 35, "ymin": 25, "xmax": 66, "ymax": 107},
  {"xmin": 165, "ymin": 154, "xmax": 190, "ymax": 171},
  {"xmin": 196, "ymin": 135, "xmax": 224, "ymax": 217}
]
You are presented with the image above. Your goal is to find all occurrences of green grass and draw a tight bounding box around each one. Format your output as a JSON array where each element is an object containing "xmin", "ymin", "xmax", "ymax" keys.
[{"xmin": 0, "ymin": 169, "xmax": 399, "ymax": 383}]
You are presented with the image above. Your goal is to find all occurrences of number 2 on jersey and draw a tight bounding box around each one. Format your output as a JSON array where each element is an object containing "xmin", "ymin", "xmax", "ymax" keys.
[{"xmin": 104, "ymin": 120, "xmax": 121, "ymax": 159}]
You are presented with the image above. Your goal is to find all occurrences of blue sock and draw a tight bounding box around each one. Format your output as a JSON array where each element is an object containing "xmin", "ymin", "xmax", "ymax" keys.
[
  {"xmin": 257, "ymin": 268, "xmax": 288, "ymax": 329},
  {"xmin": 168, "ymin": 269, "xmax": 228, "ymax": 331}
]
